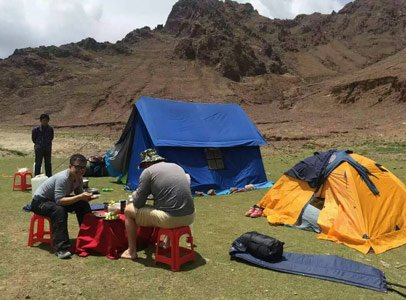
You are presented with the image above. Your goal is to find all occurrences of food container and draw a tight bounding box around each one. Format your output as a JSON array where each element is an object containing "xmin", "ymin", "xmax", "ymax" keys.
[{"xmin": 108, "ymin": 203, "xmax": 120, "ymax": 214}]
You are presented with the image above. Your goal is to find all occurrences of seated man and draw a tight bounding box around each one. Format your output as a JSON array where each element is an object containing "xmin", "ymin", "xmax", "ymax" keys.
[
  {"xmin": 31, "ymin": 153, "xmax": 96, "ymax": 259},
  {"xmin": 121, "ymin": 148, "xmax": 195, "ymax": 260}
]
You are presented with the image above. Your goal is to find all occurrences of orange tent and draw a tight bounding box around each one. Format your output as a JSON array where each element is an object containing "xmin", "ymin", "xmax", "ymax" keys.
[{"xmin": 258, "ymin": 153, "xmax": 406, "ymax": 254}]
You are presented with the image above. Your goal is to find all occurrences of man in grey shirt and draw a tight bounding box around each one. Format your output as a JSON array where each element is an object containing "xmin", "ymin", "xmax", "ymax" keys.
[
  {"xmin": 121, "ymin": 148, "xmax": 195, "ymax": 260},
  {"xmin": 31, "ymin": 154, "xmax": 97, "ymax": 259}
]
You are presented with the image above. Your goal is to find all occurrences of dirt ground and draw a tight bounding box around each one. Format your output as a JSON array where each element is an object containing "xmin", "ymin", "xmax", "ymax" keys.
[
  {"xmin": 1, "ymin": 117, "xmax": 404, "ymax": 161},
  {"xmin": 0, "ymin": 126, "xmax": 117, "ymax": 158}
]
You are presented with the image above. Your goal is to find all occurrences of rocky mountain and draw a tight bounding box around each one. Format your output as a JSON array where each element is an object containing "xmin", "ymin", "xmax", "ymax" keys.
[
  {"xmin": 0, "ymin": 0, "xmax": 405, "ymax": 145},
  {"xmin": 168, "ymin": 0, "xmax": 406, "ymax": 81}
]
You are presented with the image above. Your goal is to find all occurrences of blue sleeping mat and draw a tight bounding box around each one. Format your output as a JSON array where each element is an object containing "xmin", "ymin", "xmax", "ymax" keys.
[{"xmin": 230, "ymin": 248, "xmax": 387, "ymax": 292}]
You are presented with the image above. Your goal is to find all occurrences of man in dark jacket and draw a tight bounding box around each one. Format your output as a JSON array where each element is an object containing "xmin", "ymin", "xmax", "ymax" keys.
[{"xmin": 32, "ymin": 113, "xmax": 54, "ymax": 177}]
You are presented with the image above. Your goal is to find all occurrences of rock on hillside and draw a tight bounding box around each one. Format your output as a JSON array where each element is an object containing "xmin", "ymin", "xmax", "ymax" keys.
[{"xmin": 167, "ymin": 0, "xmax": 284, "ymax": 81}]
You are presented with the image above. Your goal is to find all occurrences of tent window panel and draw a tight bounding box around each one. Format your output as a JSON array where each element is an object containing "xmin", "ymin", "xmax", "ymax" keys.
[
  {"xmin": 205, "ymin": 148, "xmax": 224, "ymax": 170},
  {"xmin": 208, "ymin": 159, "xmax": 224, "ymax": 170},
  {"xmin": 206, "ymin": 150, "xmax": 215, "ymax": 159}
]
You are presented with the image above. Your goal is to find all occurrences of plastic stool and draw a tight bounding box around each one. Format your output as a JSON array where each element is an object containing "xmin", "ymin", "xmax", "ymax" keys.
[
  {"xmin": 28, "ymin": 214, "xmax": 53, "ymax": 247},
  {"xmin": 155, "ymin": 226, "xmax": 195, "ymax": 272},
  {"xmin": 13, "ymin": 171, "xmax": 32, "ymax": 191}
]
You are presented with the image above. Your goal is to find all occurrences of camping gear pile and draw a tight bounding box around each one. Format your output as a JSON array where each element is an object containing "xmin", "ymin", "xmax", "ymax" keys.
[{"xmin": 85, "ymin": 155, "xmax": 108, "ymax": 177}]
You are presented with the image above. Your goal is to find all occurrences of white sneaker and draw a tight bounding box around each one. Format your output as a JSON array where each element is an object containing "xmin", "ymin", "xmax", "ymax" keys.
[{"xmin": 55, "ymin": 250, "xmax": 72, "ymax": 259}]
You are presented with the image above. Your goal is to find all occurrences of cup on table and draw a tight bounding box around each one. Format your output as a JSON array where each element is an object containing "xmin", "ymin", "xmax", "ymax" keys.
[
  {"xmin": 83, "ymin": 179, "xmax": 89, "ymax": 189},
  {"xmin": 120, "ymin": 200, "xmax": 126, "ymax": 214}
]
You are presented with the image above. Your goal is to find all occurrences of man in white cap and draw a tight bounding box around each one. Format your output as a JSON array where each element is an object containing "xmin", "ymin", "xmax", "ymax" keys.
[{"xmin": 121, "ymin": 148, "xmax": 195, "ymax": 260}]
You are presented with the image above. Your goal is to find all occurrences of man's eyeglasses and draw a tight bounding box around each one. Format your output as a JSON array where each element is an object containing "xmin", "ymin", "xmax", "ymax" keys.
[{"xmin": 72, "ymin": 165, "xmax": 86, "ymax": 170}]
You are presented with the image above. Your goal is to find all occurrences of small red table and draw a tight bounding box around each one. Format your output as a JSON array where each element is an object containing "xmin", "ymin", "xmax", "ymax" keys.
[{"xmin": 74, "ymin": 212, "xmax": 155, "ymax": 259}]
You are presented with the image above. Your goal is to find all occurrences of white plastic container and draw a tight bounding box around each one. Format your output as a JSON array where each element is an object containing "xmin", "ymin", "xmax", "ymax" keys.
[{"xmin": 31, "ymin": 174, "xmax": 48, "ymax": 197}]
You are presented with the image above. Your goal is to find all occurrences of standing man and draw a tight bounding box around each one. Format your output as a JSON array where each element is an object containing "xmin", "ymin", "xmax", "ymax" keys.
[
  {"xmin": 121, "ymin": 148, "xmax": 195, "ymax": 260},
  {"xmin": 31, "ymin": 154, "xmax": 97, "ymax": 259},
  {"xmin": 32, "ymin": 113, "xmax": 54, "ymax": 177}
]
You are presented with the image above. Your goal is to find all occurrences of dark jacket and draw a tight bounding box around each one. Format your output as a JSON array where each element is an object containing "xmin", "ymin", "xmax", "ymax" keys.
[{"xmin": 32, "ymin": 125, "xmax": 54, "ymax": 149}]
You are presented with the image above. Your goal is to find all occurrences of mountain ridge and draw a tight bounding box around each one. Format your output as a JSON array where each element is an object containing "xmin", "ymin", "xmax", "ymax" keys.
[{"xmin": 0, "ymin": 0, "xmax": 405, "ymax": 145}]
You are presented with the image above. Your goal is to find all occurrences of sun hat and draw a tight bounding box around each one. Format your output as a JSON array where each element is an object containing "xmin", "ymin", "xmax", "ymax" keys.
[{"xmin": 139, "ymin": 148, "xmax": 165, "ymax": 167}]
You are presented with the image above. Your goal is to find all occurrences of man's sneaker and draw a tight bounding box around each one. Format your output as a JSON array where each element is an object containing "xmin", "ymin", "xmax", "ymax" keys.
[
  {"xmin": 250, "ymin": 207, "xmax": 264, "ymax": 218},
  {"xmin": 55, "ymin": 250, "xmax": 72, "ymax": 259}
]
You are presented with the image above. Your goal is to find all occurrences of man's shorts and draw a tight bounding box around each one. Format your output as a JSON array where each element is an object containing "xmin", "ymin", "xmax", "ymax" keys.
[{"xmin": 125, "ymin": 204, "xmax": 195, "ymax": 229}]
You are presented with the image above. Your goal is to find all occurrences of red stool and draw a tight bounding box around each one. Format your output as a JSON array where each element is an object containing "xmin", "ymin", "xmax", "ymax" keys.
[
  {"xmin": 13, "ymin": 171, "xmax": 32, "ymax": 191},
  {"xmin": 28, "ymin": 214, "xmax": 53, "ymax": 247},
  {"xmin": 155, "ymin": 226, "xmax": 195, "ymax": 272}
]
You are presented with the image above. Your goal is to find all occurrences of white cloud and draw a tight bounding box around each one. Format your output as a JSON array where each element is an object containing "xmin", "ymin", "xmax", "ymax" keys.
[
  {"xmin": 0, "ymin": 0, "xmax": 353, "ymax": 59},
  {"xmin": 290, "ymin": 0, "xmax": 350, "ymax": 17},
  {"xmin": 238, "ymin": 0, "xmax": 291, "ymax": 19},
  {"xmin": 245, "ymin": 0, "xmax": 272, "ymax": 18},
  {"xmin": 236, "ymin": 0, "xmax": 353, "ymax": 19},
  {"xmin": 83, "ymin": 1, "xmax": 103, "ymax": 21}
]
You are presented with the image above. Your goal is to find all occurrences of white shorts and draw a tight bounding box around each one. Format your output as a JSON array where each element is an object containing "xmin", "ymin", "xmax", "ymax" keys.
[{"xmin": 125, "ymin": 204, "xmax": 195, "ymax": 228}]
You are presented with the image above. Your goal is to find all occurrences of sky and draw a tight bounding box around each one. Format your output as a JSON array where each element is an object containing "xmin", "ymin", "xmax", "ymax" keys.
[{"xmin": 0, "ymin": 0, "xmax": 353, "ymax": 59}]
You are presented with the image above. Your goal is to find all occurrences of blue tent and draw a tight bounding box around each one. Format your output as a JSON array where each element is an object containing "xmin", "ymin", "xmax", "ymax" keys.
[{"xmin": 106, "ymin": 96, "xmax": 268, "ymax": 192}]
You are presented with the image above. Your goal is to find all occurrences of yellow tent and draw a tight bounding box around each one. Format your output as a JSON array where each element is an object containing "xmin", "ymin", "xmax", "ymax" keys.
[{"xmin": 258, "ymin": 153, "xmax": 406, "ymax": 254}]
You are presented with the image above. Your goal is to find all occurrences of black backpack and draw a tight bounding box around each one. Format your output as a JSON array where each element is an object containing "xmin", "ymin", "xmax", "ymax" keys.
[{"xmin": 233, "ymin": 231, "xmax": 284, "ymax": 262}]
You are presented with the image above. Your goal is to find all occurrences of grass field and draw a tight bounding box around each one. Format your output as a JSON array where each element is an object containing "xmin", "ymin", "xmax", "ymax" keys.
[{"xmin": 0, "ymin": 142, "xmax": 405, "ymax": 299}]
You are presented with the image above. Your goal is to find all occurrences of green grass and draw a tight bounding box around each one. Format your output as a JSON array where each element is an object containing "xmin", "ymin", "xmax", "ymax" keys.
[{"xmin": 0, "ymin": 147, "xmax": 405, "ymax": 299}]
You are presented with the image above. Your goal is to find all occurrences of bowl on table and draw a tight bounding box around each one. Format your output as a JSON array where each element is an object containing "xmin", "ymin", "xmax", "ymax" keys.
[{"xmin": 85, "ymin": 187, "xmax": 99, "ymax": 194}]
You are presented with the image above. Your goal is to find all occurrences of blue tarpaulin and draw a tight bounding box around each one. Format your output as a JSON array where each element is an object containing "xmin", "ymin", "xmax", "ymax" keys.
[{"xmin": 135, "ymin": 97, "xmax": 266, "ymax": 147}]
